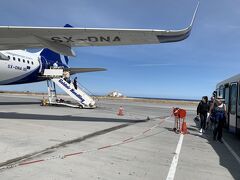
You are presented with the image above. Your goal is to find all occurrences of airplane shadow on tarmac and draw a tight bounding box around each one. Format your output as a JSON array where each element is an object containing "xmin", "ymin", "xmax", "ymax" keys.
[
  {"xmin": 190, "ymin": 119, "xmax": 240, "ymax": 180},
  {"xmin": 0, "ymin": 101, "xmax": 40, "ymax": 105},
  {"xmin": 0, "ymin": 112, "xmax": 146, "ymax": 123}
]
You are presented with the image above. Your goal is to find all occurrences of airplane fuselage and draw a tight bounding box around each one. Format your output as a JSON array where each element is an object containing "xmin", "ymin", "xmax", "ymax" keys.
[{"xmin": 0, "ymin": 50, "xmax": 67, "ymax": 85}]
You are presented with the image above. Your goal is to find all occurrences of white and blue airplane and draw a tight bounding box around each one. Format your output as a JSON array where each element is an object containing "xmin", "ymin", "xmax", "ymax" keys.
[{"xmin": 0, "ymin": 3, "xmax": 198, "ymax": 107}]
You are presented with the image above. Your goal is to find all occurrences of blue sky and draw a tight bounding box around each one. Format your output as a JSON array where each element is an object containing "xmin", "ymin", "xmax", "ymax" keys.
[{"xmin": 0, "ymin": 0, "xmax": 240, "ymax": 99}]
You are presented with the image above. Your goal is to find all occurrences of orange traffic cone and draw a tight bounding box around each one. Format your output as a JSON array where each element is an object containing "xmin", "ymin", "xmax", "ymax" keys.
[
  {"xmin": 117, "ymin": 106, "xmax": 124, "ymax": 116},
  {"xmin": 181, "ymin": 120, "xmax": 188, "ymax": 134}
]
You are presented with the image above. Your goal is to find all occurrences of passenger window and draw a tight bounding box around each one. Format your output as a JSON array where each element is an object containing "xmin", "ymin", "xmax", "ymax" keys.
[
  {"xmin": 230, "ymin": 83, "xmax": 237, "ymax": 114},
  {"xmin": 27, "ymin": 60, "xmax": 29, "ymax": 64},
  {"xmin": 31, "ymin": 61, "xmax": 34, "ymax": 65},
  {"xmin": 8, "ymin": 56, "xmax": 10, "ymax": 59},
  {"xmin": 18, "ymin": 58, "xmax": 20, "ymax": 62},
  {"xmin": 23, "ymin": 59, "xmax": 25, "ymax": 63},
  {"xmin": 13, "ymin": 57, "xmax": 15, "ymax": 60}
]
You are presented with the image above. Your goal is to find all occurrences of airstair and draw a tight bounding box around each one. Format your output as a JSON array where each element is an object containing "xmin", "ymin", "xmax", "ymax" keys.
[{"xmin": 43, "ymin": 68, "xmax": 96, "ymax": 108}]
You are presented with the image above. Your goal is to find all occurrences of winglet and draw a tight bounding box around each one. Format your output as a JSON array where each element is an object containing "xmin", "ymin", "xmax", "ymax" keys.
[
  {"xmin": 156, "ymin": 2, "xmax": 199, "ymax": 43},
  {"xmin": 188, "ymin": 2, "xmax": 199, "ymax": 29}
]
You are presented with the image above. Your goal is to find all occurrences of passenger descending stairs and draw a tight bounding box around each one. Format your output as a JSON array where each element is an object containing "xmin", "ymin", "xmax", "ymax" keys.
[{"xmin": 43, "ymin": 69, "xmax": 96, "ymax": 108}]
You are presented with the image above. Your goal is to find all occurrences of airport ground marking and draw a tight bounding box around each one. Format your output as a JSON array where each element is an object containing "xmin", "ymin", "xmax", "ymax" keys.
[
  {"xmin": 166, "ymin": 133, "xmax": 184, "ymax": 180},
  {"xmin": 222, "ymin": 138, "xmax": 240, "ymax": 165},
  {"xmin": 0, "ymin": 116, "xmax": 171, "ymax": 171}
]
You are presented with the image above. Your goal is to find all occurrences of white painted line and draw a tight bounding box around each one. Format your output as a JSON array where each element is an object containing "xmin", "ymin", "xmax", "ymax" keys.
[
  {"xmin": 222, "ymin": 138, "xmax": 240, "ymax": 165},
  {"xmin": 166, "ymin": 134, "xmax": 184, "ymax": 180}
]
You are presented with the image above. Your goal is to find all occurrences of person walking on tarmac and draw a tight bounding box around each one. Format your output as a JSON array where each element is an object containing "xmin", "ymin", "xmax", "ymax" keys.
[
  {"xmin": 197, "ymin": 96, "xmax": 209, "ymax": 133},
  {"xmin": 207, "ymin": 96, "xmax": 215, "ymax": 130},
  {"xmin": 73, "ymin": 77, "xmax": 78, "ymax": 90},
  {"xmin": 210, "ymin": 99, "xmax": 227, "ymax": 143}
]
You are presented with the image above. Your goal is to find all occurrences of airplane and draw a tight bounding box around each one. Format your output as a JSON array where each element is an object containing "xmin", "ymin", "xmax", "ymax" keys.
[{"xmin": 0, "ymin": 3, "xmax": 199, "ymax": 108}]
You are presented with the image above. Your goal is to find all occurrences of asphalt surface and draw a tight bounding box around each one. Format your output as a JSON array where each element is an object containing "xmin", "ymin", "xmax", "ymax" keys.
[{"xmin": 0, "ymin": 94, "xmax": 239, "ymax": 180}]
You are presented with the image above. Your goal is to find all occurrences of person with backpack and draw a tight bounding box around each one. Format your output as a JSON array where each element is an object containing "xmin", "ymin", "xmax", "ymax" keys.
[
  {"xmin": 206, "ymin": 96, "xmax": 215, "ymax": 130},
  {"xmin": 197, "ymin": 96, "xmax": 210, "ymax": 133},
  {"xmin": 210, "ymin": 99, "xmax": 227, "ymax": 143}
]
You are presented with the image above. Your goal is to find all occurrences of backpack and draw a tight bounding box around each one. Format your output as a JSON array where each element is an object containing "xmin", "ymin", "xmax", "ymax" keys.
[
  {"xmin": 215, "ymin": 111, "xmax": 225, "ymax": 122},
  {"xmin": 214, "ymin": 104, "xmax": 226, "ymax": 123}
]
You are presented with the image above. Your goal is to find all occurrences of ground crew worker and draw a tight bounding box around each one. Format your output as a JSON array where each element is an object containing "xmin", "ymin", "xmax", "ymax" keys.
[
  {"xmin": 210, "ymin": 99, "xmax": 227, "ymax": 143},
  {"xmin": 197, "ymin": 96, "xmax": 209, "ymax": 133}
]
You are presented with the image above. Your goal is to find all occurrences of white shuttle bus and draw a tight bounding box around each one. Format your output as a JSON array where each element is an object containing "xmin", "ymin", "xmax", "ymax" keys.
[{"xmin": 216, "ymin": 74, "xmax": 240, "ymax": 136}]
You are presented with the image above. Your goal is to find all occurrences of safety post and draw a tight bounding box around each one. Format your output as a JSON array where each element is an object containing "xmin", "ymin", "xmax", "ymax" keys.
[
  {"xmin": 172, "ymin": 108, "xmax": 188, "ymax": 134},
  {"xmin": 179, "ymin": 109, "xmax": 188, "ymax": 134},
  {"xmin": 173, "ymin": 108, "xmax": 180, "ymax": 133}
]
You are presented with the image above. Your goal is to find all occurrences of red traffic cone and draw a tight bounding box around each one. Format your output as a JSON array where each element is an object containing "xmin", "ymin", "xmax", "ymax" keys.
[{"xmin": 117, "ymin": 106, "xmax": 124, "ymax": 116}]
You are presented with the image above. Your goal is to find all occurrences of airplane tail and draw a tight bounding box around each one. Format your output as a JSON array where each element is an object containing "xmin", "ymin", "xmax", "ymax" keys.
[
  {"xmin": 39, "ymin": 24, "xmax": 74, "ymax": 65},
  {"xmin": 39, "ymin": 48, "xmax": 68, "ymax": 67},
  {"xmin": 39, "ymin": 24, "xmax": 105, "ymax": 73},
  {"xmin": 39, "ymin": 48, "xmax": 69, "ymax": 66},
  {"xmin": 39, "ymin": 48, "xmax": 106, "ymax": 74}
]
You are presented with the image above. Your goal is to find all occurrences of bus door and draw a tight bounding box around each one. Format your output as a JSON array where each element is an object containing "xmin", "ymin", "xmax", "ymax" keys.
[
  {"xmin": 224, "ymin": 85, "xmax": 230, "ymax": 129},
  {"xmin": 237, "ymin": 83, "xmax": 240, "ymax": 136},
  {"xmin": 229, "ymin": 83, "xmax": 237, "ymax": 134}
]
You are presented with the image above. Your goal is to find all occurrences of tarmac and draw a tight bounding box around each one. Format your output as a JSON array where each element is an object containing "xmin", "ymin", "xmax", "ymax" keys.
[{"xmin": 0, "ymin": 93, "xmax": 239, "ymax": 180}]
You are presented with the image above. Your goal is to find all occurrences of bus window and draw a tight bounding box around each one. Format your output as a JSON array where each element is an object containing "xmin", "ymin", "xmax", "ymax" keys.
[
  {"xmin": 230, "ymin": 83, "xmax": 237, "ymax": 114},
  {"xmin": 216, "ymin": 88, "xmax": 219, "ymax": 98},
  {"xmin": 219, "ymin": 85, "xmax": 224, "ymax": 98}
]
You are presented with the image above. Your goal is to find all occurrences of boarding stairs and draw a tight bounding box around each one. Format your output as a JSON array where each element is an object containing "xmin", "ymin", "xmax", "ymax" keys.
[{"xmin": 43, "ymin": 68, "xmax": 96, "ymax": 108}]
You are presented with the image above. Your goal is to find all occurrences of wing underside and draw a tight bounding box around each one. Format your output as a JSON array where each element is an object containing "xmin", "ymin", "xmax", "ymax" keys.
[{"xmin": 0, "ymin": 3, "xmax": 199, "ymax": 56}]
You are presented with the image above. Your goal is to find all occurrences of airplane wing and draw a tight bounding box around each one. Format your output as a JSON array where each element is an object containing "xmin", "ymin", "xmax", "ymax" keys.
[
  {"xmin": 0, "ymin": 3, "xmax": 199, "ymax": 56},
  {"xmin": 64, "ymin": 67, "xmax": 106, "ymax": 74}
]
